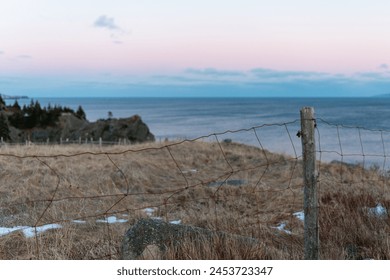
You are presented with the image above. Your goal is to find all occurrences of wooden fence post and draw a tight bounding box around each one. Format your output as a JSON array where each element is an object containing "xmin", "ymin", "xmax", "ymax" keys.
[{"xmin": 300, "ymin": 107, "xmax": 319, "ymax": 260}]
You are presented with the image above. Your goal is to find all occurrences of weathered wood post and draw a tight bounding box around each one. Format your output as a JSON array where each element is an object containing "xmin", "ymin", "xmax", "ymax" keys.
[{"xmin": 300, "ymin": 107, "xmax": 319, "ymax": 260}]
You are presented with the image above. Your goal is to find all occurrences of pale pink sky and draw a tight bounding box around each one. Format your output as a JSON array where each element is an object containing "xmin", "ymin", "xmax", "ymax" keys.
[{"xmin": 1, "ymin": 0, "xmax": 390, "ymax": 97}]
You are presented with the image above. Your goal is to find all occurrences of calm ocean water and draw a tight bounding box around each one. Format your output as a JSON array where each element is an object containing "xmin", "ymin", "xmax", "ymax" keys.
[{"xmin": 7, "ymin": 97, "xmax": 390, "ymax": 166}]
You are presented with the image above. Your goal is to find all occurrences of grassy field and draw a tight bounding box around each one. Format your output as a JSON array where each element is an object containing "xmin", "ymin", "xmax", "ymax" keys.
[{"xmin": 0, "ymin": 140, "xmax": 389, "ymax": 259}]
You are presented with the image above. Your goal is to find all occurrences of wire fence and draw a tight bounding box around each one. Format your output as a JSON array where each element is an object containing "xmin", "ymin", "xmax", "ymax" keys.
[
  {"xmin": 314, "ymin": 118, "xmax": 390, "ymax": 260},
  {"xmin": 0, "ymin": 108, "xmax": 389, "ymax": 260}
]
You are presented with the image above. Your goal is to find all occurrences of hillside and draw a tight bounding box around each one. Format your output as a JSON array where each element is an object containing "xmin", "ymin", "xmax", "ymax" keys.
[
  {"xmin": 0, "ymin": 140, "xmax": 389, "ymax": 259},
  {"xmin": 0, "ymin": 96, "xmax": 154, "ymax": 143}
]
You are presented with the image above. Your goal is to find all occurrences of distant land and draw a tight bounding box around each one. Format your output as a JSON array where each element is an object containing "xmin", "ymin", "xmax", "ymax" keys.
[
  {"xmin": 374, "ymin": 93, "xmax": 390, "ymax": 98},
  {"xmin": 0, "ymin": 93, "xmax": 29, "ymax": 100}
]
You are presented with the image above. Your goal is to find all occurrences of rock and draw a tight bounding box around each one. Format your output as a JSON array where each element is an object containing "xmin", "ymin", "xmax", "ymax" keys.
[
  {"xmin": 121, "ymin": 218, "xmax": 259, "ymax": 260},
  {"xmin": 5, "ymin": 113, "xmax": 154, "ymax": 144},
  {"xmin": 78, "ymin": 115, "xmax": 155, "ymax": 143},
  {"xmin": 58, "ymin": 113, "xmax": 89, "ymax": 138},
  {"xmin": 208, "ymin": 179, "xmax": 247, "ymax": 187}
]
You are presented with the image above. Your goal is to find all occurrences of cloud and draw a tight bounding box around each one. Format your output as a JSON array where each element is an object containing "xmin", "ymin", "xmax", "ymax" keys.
[
  {"xmin": 17, "ymin": 55, "xmax": 32, "ymax": 59},
  {"xmin": 151, "ymin": 67, "xmax": 390, "ymax": 93},
  {"xmin": 185, "ymin": 68, "xmax": 245, "ymax": 77},
  {"xmin": 142, "ymin": 67, "xmax": 390, "ymax": 97},
  {"xmin": 379, "ymin": 63, "xmax": 389, "ymax": 70},
  {"xmin": 353, "ymin": 71, "xmax": 390, "ymax": 81},
  {"xmin": 94, "ymin": 15, "xmax": 120, "ymax": 30},
  {"xmin": 94, "ymin": 15, "xmax": 130, "ymax": 45},
  {"xmin": 0, "ymin": 50, "xmax": 4, "ymax": 55},
  {"xmin": 3, "ymin": 68, "xmax": 390, "ymax": 98},
  {"xmin": 250, "ymin": 68, "xmax": 329, "ymax": 80},
  {"xmin": 151, "ymin": 67, "xmax": 339, "ymax": 87}
]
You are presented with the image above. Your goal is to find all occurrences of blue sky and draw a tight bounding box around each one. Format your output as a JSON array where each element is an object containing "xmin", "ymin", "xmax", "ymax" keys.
[{"xmin": 1, "ymin": 0, "xmax": 390, "ymax": 97}]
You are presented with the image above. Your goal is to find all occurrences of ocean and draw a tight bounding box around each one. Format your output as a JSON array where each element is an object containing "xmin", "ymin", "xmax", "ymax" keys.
[{"xmin": 7, "ymin": 97, "xmax": 390, "ymax": 167}]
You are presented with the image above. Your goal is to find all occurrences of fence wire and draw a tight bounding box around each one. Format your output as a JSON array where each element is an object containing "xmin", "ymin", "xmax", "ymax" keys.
[
  {"xmin": 315, "ymin": 119, "xmax": 390, "ymax": 260},
  {"xmin": 0, "ymin": 116, "xmax": 389, "ymax": 260}
]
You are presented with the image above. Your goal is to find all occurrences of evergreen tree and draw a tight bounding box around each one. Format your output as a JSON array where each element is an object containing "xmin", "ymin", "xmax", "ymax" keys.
[
  {"xmin": 76, "ymin": 105, "xmax": 86, "ymax": 120},
  {"xmin": 12, "ymin": 100, "xmax": 21, "ymax": 111},
  {"xmin": 8, "ymin": 111, "xmax": 24, "ymax": 129},
  {"xmin": 33, "ymin": 100, "xmax": 43, "ymax": 124},
  {"xmin": 0, "ymin": 114, "xmax": 10, "ymax": 140},
  {"xmin": 0, "ymin": 95, "xmax": 5, "ymax": 107},
  {"xmin": 7, "ymin": 99, "xmax": 83, "ymax": 130}
]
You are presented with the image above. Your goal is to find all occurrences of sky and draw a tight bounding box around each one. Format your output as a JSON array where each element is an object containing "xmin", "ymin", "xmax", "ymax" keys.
[{"xmin": 1, "ymin": 0, "xmax": 390, "ymax": 97}]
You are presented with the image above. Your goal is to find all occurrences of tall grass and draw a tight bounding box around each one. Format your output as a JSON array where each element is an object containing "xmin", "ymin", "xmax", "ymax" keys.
[{"xmin": 0, "ymin": 141, "xmax": 389, "ymax": 259}]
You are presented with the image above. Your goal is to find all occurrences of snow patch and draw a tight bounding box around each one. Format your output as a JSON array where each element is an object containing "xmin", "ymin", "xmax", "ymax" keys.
[
  {"xmin": 366, "ymin": 203, "xmax": 388, "ymax": 218},
  {"xmin": 22, "ymin": 224, "xmax": 63, "ymax": 238},
  {"xmin": 272, "ymin": 223, "xmax": 292, "ymax": 234},
  {"xmin": 1, "ymin": 224, "xmax": 62, "ymax": 238},
  {"xmin": 293, "ymin": 211, "xmax": 304, "ymax": 221},
  {"xmin": 0, "ymin": 226, "xmax": 28, "ymax": 237},
  {"xmin": 143, "ymin": 208, "xmax": 156, "ymax": 216},
  {"xmin": 72, "ymin": 220, "xmax": 87, "ymax": 224},
  {"xmin": 182, "ymin": 169, "xmax": 198, "ymax": 174},
  {"xmin": 96, "ymin": 216, "xmax": 128, "ymax": 224},
  {"xmin": 148, "ymin": 217, "xmax": 181, "ymax": 224}
]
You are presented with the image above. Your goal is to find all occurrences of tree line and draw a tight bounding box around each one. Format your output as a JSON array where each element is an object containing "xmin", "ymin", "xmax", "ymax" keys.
[{"xmin": 0, "ymin": 96, "xmax": 86, "ymax": 140}]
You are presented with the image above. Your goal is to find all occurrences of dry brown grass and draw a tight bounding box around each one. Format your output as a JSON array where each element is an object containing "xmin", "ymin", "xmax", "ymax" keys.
[{"xmin": 0, "ymin": 140, "xmax": 389, "ymax": 259}]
